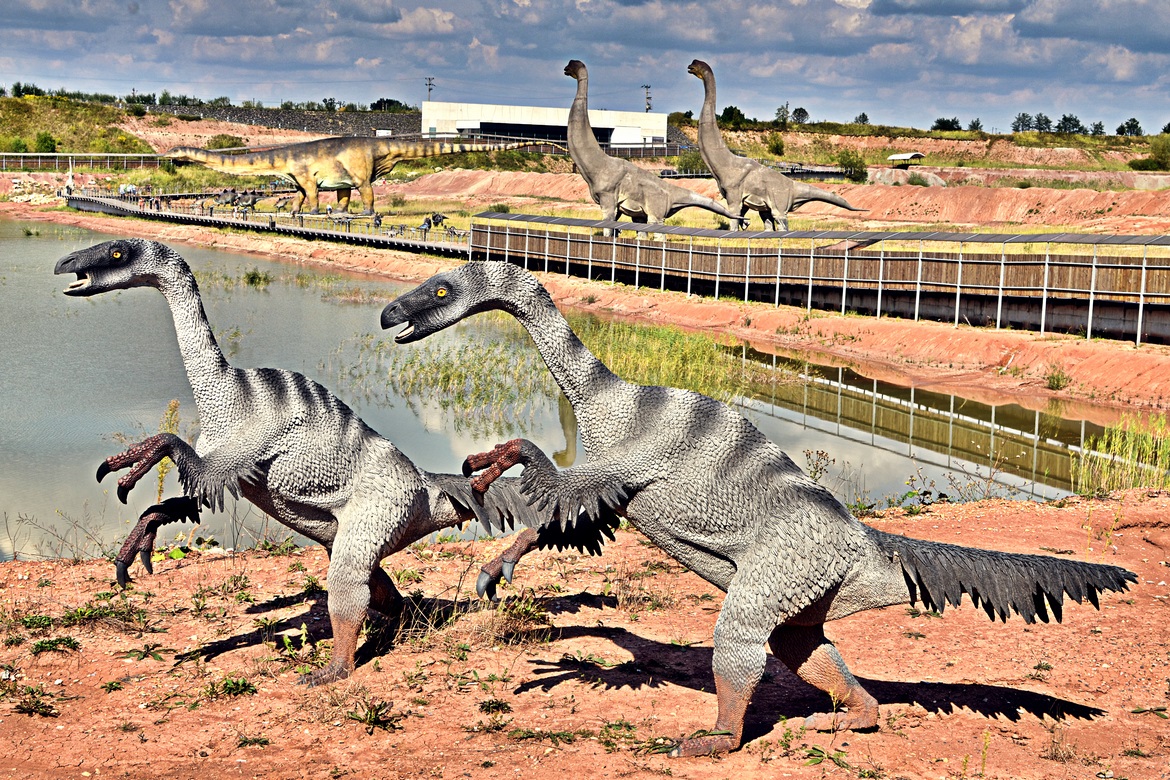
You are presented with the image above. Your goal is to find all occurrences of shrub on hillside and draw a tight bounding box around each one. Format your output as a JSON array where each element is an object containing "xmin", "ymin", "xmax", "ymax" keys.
[
  {"xmin": 765, "ymin": 132, "xmax": 785, "ymax": 157},
  {"xmin": 204, "ymin": 134, "xmax": 247, "ymax": 150},
  {"xmin": 836, "ymin": 149, "xmax": 868, "ymax": 183}
]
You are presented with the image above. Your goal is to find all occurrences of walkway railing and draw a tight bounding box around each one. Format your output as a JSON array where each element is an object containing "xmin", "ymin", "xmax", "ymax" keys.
[{"xmin": 472, "ymin": 213, "xmax": 1170, "ymax": 345}]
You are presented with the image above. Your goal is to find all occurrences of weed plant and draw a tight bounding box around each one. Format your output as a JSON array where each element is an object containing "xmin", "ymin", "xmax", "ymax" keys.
[{"xmin": 1075, "ymin": 413, "xmax": 1170, "ymax": 495}]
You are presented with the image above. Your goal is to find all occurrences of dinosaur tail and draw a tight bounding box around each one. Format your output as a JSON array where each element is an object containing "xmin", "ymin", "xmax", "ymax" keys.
[
  {"xmin": 866, "ymin": 527, "xmax": 1136, "ymax": 623},
  {"xmin": 792, "ymin": 180, "xmax": 865, "ymax": 212},
  {"xmin": 164, "ymin": 146, "xmax": 281, "ymax": 175}
]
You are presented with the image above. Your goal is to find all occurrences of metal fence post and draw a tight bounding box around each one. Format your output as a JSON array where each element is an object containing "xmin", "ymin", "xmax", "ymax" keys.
[
  {"xmin": 634, "ymin": 233, "xmax": 641, "ymax": 290},
  {"xmin": 611, "ymin": 233, "xmax": 617, "ymax": 284},
  {"xmin": 995, "ymin": 243, "xmax": 1006, "ymax": 329},
  {"xmin": 1087, "ymin": 245, "xmax": 1098, "ymax": 339},
  {"xmin": 1137, "ymin": 246, "xmax": 1148, "ymax": 346},
  {"xmin": 587, "ymin": 232, "xmax": 594, "ymax": 280},
  {"xmin": 715, "ymin": 241, "xmax": 722, "ymax": 300},
  {"xmin": 841, "ymin": 242, "xmax": 849, "ymax": 315},
  {"xmin": 1040, "ymin": 244, "xmax": 1050, "ymax": 335},
  {"xmin": 774, "ymin": 239, "xmax": 782, "ymax": 307},
  {"xmin": 807, "ymin": 241, "xmax": 815, "ymax": 313},
  {"xmin": 876, "ymin": 240, "xmax": 885, "ymax": 319},
  {"xmin": 914, "ymin": 240, "xmax": 924, "ymax": 321},
  {"xmin": 954, "ymin": 243, "xmax": 963, "ymax": 327},
  {"xmin": 744, "ymin": 239, "xmax": 751, "ymax": 303},
  {"xmin": 687, "ymin": 236, "xmax": 694, "ymax": 297}
]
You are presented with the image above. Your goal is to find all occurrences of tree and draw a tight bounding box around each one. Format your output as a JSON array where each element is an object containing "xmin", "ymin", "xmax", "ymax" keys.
[
  {"xmin": 204, "ymin": 134, "xmax": 246, "ymax": 150},
  {"xmin": 774, "ymin": 102, "xmax": 790, "ymax": 130},
  {"xmin": 33, "ymin": 131, "xmax": 57, "ymax": 153},
  {"xmin": 1055, "ymin": 114, "xmax": 1086, "ymax": 134},
  {"xmin": 967, "ymin": 118, "xmax": 983, "ymax": 132},
  {"xmin": 1011, "ymin": 113, "xmax": 1033, "ymax": 132},
  {"xmin": 719, "ymin": 105, "xmax": 748, "ymax": 129},
  {"xmin": 1117, "ymin": 117, "xmax": 1143, "ymax": 136},
  {"xmin": 0, "ymin": 86, "xmax": 7, "ymax": 97},
  {"xmin": 207, "ymin": 96, "xmax": 232, "ymax": 107},
  {"xmin": 853, "ymin": 112, "xmax": 869, "ymax": 125},
  {"xmin": 791, "ymin": 107, "xmax": 809, "ymax": 125},
  {"xmin": 836, "ymin": 149, "xmax": 868, "ymax": 183},
  {"xmin": 322, "ymin": 97, "xmax": 338, "ymax": 112},
  {"xmin": 931, "ymin": 117, "xmax": 961, "ymax": 131},
  {"xmin": 1090, "ymin": 121, "xmax": 1105, "ymax": 136},
  {"xmin": 371, "ymin": 97, "xmax": 413, "ymax": 112},
  {"xmin": 1162, "ymin": 121, "xmax": 1170, "ymax": 135},
  {"xmin": 766, "ymin": 132, "xmax": 785, "ymax": 157},
  {"xmin": 1033, "ymin": 112, "xmax": 1052, "ymax": 132},
  {"xmin": 667, "ymin": 110, "xmax": 694, "ymax": 127}
]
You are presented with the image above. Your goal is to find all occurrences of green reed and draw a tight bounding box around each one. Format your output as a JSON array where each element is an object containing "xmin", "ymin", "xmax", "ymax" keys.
[{"xmin": 1074, "ymin": 413, "xmax": 1170, "ymax": 495}]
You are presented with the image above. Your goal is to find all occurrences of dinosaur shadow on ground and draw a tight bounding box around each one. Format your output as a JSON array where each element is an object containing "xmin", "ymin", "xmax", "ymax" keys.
[{"xmin": 516, "ymin": 622, "xmax": 1104, "ymax": 744}]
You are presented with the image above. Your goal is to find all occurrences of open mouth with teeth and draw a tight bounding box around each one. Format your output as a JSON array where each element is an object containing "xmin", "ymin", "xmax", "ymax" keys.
[{"xmin": 64, "ymin": 273, "xmax": 92, "ymax": 295}]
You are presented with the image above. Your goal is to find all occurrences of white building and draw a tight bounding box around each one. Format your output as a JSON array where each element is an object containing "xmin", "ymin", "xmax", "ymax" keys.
[{"xmin": 420, "ymin": 101, "xmax": 668, "ymax": 147}]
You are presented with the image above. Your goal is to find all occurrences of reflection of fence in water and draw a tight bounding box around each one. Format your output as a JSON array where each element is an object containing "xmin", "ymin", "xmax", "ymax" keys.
[
  {"xmin": 473, "ymin": 214, "xmax": 1170, "ymax": 344},
  {"xmin": 733, "ymin": 350, "xmax": 1105, "ymax": 498}
]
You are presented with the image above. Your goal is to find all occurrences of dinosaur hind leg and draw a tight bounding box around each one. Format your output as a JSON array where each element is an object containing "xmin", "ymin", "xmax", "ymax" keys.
[
  {"xmin": 769, "ymin": 623, "xmax": 878, "ymax": 732},
  {"xmin": 477, "ymin": 527, "xmax": 539, "ymax": 600}
]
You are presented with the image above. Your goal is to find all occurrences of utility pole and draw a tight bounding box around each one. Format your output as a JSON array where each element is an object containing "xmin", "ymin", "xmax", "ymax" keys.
[
  {"xmin": 641, "ymin": 84, "xmax": 652, "ymax": 112},
  {"xmin": 425, "ymin": 77, "xmax": 435, "ymax": 102}
]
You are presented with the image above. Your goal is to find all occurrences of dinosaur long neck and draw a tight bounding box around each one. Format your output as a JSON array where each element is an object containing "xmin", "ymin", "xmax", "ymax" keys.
[
  {"xmin": 155, "ymin": 266, "xmax": 235, "ymax": 434},
  {"xmin": 500, "ymin": 282, "xmax": 623, "ymax": 412},
  {"xmin": 567, "ymin": 72, "xmax": 610, "ymax": 172},
  {"xmin": 697, "ymin": 71, "xmax": 737, "ymax": 171}
]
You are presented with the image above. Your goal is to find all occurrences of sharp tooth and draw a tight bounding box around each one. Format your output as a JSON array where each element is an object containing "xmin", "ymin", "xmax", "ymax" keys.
[
  {"xmin": 396, "ymin": 323, "xmax": 415, "ymax": 340},
  {"xmin": 67, "ymin": 278, "xmax": 88, "ymax": 290}
]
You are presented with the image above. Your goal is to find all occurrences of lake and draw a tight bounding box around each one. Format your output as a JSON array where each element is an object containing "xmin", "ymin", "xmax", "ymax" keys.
[{"xmin": 0, "ymin": 217, "xmax": 1102, "ymax": 561}]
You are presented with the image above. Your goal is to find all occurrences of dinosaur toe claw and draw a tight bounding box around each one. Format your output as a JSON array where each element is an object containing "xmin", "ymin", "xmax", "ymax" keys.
[
  {"xmin": 476, "ymin": 570, "xmax": 497, "ymax": 600},
  {"xmin": 501, "ymin": 560, "xmax": 516, "ymax": 584},
  {"xmin": 117, "ymin": 484, "xmax": 130, "ymax": 504},
  {"xmin": 115, "ymin": 560, "xmax": 131, "ymax": 588},
  {"xmin": 97, "ymin": 461, "xmax": 111, "ymax": 483},
  {"xmin": 139, "ymin": 549, "xmax": 154, "ymax": 575}
]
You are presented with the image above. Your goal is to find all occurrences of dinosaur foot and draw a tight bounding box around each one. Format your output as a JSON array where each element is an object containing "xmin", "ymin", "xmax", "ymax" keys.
[
  {"xmin": 475, "ymin": 559, "xmax": 516, "ymax": 601},
  {"xmin": 298, "ymin": 661, "xmax": 353, "ymax": 687},
  {"xmin": 803, "ymin": 706, "xmax": 880, "ymax": 733},
  {"xmin": 98, "ymin": 434, "xmax": 174, "ymax": 504},
  {"xmin": 668, "ymin": 730, "xmax": 738, "ymax": 758},
  {"xmin": 462, "ymin": 439, "xmax": 524, "ymax": 495},
  {"xmin": 114, "ymin": 496, "xmax": 200, "ymax": 587}
]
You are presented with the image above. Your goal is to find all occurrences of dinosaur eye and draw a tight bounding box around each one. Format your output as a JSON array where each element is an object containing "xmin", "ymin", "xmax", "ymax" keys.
[
  {"xmin": 112, "ymin": 250, "xmax": 122, "ymax": 259},
  {"xmin": 436, "ymin": 287, "xmax": 448, "ymax": 298}
]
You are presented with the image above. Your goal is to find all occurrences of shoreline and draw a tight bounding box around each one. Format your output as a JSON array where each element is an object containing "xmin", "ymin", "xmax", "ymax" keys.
[{"xmin": 7, "ymin": 199, "xmax": 1170, "ymax": 427}]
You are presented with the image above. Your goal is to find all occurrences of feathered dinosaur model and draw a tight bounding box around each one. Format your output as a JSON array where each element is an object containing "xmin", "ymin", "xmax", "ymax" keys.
[
  {"xmin": 688, "ymin": 59, "xmax": 864, "ymax": 230},
  {"xmin": 54, "ymin": 239, "xmax": 609, "ymax": 684},
  {"xmin": 380, "ymin": 260, "xmax": 1136, "ymax": 757}
]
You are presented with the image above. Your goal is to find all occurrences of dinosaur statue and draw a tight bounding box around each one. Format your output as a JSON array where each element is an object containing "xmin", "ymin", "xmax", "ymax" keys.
[
  {"xmin": 687, "ymin": 59, "xmax": 864, "ymax": 230},
  {"xmin": 379, "ymin": 260, "xmax": 1136, "ymax": 757},
  {"xmin": 168, "ymin": 137, "xmax": 556, "ymax": 216},
  {"xmin": 563, "ymin": 60, "xmax": 742, "ymax": 229},
  {"xmin": 114, "ymin": 496, "xmax": 201, "ymax": 587},
  {"xmin": 54, "ymin": 239, "xmax": 609, "ymax": 685}
]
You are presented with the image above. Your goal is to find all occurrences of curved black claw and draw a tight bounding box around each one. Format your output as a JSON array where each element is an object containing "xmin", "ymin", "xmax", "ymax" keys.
[
  {"xmin": 139, "ymin": 549, "xmax": 154, "ymax": 575},
  {"xmin": 115, "ymin": 560, "xmax": 131, "ymax": 588},
  {"xmin": 476, "ymin": 570, "xmax": 499, "ymax": 602},
  {"xmin": 501, "ymin": 560, "xmax": 516, "ymax": 584},
  {"xmin": 117, "ymin": 483, "xmax": 130, "ymax": 504},
  {"xmin": 97, "ymin": 461, "xmax": 111, "ymax": 483}
]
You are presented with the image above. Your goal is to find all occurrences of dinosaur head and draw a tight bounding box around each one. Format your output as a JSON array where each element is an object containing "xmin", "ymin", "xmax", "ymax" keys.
[
  {"xmin": 564, "ymin": 60, "xmax": 587, "ymax": 80},
  {"xmin": 381, "ymin": 261, "xmax": 537, "ymax": 344},
  {"xmin": 54, "ymin": 238, "xmax": 177, "ymax": 296},
  {"xmin": 687, "ymin": 60, "xmax": 712, "ymax": 80}
]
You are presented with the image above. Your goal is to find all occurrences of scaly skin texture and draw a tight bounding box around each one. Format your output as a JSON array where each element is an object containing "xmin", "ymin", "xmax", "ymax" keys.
[
  {"xmin": 564, "ymin": 60, "xmax": 742, "ymax": 229},
  {"xmin": 688, "ymin": 60, "xmax": 864, "ymax": 231},
  {"xmin": 168, "ymin": 137, "xmax": 555, "ymax": 215},
  {"xmin": 380, "ymin": 260, "xmax": 1136, "ymax": 757},
  {"xmin": 55, "ymin": 239, "xmax": 563, "ymax": 685}
]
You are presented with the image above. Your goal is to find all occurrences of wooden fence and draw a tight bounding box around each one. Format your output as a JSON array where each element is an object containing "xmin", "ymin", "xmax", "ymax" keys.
[{"xmin": 471, "ymin": 213, "xmax": 1170, "ymax": 345}]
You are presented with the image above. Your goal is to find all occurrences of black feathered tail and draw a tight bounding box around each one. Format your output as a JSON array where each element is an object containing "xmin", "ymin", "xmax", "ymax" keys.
[
  {"xmin": 867, "ymin": 527, "xmax": 1137, "ymax": 624},
  {"xmin": 431, "ymin": 473, "xmax": 617, "ymax": 556}
]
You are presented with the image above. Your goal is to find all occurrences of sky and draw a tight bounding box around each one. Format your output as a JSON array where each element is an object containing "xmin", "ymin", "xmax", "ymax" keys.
[{"xmin": 1, "ymin": 0, "xmax": 1167, "ymax": 135}]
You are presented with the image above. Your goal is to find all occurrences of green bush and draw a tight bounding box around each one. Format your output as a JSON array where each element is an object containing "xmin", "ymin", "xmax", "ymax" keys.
[
  {"xmin": 674, "ymin": 149, "xmax": 709, "ymax": 174},
  {"xmin": 125, "ymin": 104, "xmax": 146, "ymax": 118},
  {"xmin": 907, "ymin": 172, "xmax": 928, "ymax": 186},
  {"xmin": 836, "ymin": 149, "xmax": 868, "ymax": 183},
  {"xmin": 33, "ymin": 131, "xmax": 57, "ymax": 152},
  {"xmin": 204, "ymin": 134, "xmax": 247, "ymax": 150},
  {"xmin": 765, "ymin": 132, "xmax": 785, "ymax": 157}
]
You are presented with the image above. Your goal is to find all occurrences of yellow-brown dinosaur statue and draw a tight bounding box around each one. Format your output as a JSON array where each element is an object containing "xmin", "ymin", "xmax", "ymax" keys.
[{"xmin": 167, "ymin": 137, "xmax": 556, "ymax": 215}]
